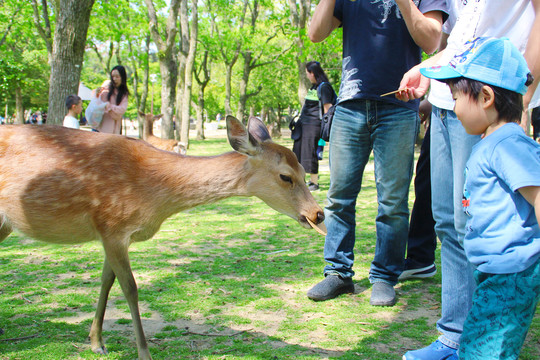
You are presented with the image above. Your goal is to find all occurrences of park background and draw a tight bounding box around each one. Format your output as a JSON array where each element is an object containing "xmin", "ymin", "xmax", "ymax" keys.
[{"xmin": 0, "ymin": 0, "xmax": 344, "ymax": 148}]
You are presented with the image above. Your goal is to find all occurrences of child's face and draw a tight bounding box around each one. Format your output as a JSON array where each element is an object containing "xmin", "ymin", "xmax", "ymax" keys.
[
  {"xmin": 73, "ymin": 100, "xmax": 83, "ymax": 115},
  {"xmin": 450, "ymin": 85, "xmax": 490, "ymax": 136}
]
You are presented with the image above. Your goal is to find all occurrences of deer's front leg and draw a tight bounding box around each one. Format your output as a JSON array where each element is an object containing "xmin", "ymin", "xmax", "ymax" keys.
[
  {"xmin": 0, "ymin": 216, "xmax": 12, "ymax": 242},
  {"xmin": 102, "ymin": 240, "xmax": 152, "ymax": 360},
  {"xmin": 89, "ymin": 258, "xmax": 115, "ymax": 355}
]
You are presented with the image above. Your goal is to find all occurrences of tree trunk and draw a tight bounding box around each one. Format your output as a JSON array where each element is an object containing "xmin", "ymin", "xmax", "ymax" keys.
[
  {"xmin": 195, "ymin": 88, "xmax": 205, "ymax": 140},
  {"xmin": 288, "ymin": 0, "xmax": 311, "ymax": 105},
  {"xmin": 236, "ymin": 52, "xmax": 251, "ymax": 122},
  {"xmin": 145, "ymin": 0, "xmax": 181, "ymax": 139},
  {"xmin": 132, "ymin": 34, "xmax": 151, "ymax": 139},
  {"xmin": 260, "ymin": 106, "xmax": 268, "ymax": 124},
  {"xmin": 175, "ymin": 0, "xmax": 188, "ymax": 142},
  {"xmin": 47, "ymin": 0, "xmax": 95, "ymax": 124},
  {"xmin": 224, "ymin": 63, "xmax": 235, "ymax": 116},
  {"xmin": 15, "ymin": 86, "xmax": 24, "ymax": 125},
  {"xmin": 194, "ymin": 49, "xmax": 210, "ymax": 141},
  {"xmin": 179, "ymin": 0, "xmax": 198, "ymax": 146},
  {"xmin": 209, "ymin": 0, "xmax": 248, "ymax": 116},
  {"xmin": 159, "ymin": 58, "xmax": 178, "ymax": 139},
  {"xmin": 31, "ymin": 0, "xmax": 53, "ymax": 64}
]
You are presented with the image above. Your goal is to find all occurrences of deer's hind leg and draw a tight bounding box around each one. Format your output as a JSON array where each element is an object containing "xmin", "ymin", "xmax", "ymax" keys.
[{"xmin": 99, "ymin": 237, "xmax": 152, "ymax": 360}]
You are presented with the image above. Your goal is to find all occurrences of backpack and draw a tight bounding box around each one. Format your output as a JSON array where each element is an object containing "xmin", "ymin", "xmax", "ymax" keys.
[{"xmin": 317, "ymin": 82, "xmax": 337, "ymax": 142}]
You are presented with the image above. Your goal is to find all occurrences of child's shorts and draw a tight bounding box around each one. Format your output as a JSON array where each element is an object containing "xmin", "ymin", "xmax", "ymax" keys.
[{"xmin": 459, "ymin": 258, "xmax": 540, "ymax": 359}]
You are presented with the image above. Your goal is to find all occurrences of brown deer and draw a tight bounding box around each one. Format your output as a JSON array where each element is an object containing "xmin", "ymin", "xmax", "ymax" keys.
[
  {"xmin": 0, "ymin": 116, "xmax": 325, "ymax": 360},
  {"xmin": 139, "ymin": 110, "xmax": 186, "ymax": 154}
]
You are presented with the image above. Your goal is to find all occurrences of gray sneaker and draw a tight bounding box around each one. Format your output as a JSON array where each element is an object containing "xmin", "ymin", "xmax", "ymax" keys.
[
  {"xmin": 369, "ymin": 282, "xmax": 396, "ymax": 306},
  {"xmin": 307, "ymin": 275, "xmax": 354, "ymax": 301},
  {"xmin": 398, "ymin": 263, "xmax": 437, "ymax": 281}
]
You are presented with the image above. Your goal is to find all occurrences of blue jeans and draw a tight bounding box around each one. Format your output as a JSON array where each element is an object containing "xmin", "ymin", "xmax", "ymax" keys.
[
  {"xmin": 430, "ymin": 107, "xmax": 479, "ymax": 349},
  {"xmin": 323, "ymin": 100, "xmax": 418, "ymax": 285}
]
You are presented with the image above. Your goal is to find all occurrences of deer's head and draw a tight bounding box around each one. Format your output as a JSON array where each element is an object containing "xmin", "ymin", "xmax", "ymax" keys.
[{"xmin": 226, "ymin": 115, "xmax": 326, "ymax": 233}]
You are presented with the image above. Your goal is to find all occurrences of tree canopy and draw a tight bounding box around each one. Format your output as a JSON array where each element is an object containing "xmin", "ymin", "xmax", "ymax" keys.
[{"xmin": 0, "ymin": 0, "xmax": 342, "ymax": 142}]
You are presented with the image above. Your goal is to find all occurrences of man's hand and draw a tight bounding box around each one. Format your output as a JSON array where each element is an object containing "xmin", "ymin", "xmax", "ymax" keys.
[{"xmin": 396, "ymin": 64, "xmax": 430, "ymax": 102}]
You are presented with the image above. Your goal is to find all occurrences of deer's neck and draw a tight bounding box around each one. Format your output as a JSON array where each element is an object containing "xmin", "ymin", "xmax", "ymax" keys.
[
  {"xmin": 143, "ymin": 120, "xmax": 153, "ymax": 138},
  {"xmin": 152, "ymin": 151, "xmax": 250, "ymax": 212}
]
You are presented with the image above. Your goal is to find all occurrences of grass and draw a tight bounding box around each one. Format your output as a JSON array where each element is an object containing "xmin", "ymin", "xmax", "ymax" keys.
[{"xmin": 0, "ymin": 130, "xmax": 538, "ymax": 359}]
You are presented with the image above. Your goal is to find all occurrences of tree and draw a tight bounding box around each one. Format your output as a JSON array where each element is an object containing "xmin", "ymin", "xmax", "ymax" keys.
[
  {"xmin": 1, "ymin": 1, "xmax": 49, "ymax": 123},
  {"xmin": 32, "ymin": 0, "xmax": 95, "ymax": 124},
  {"xmin": 176, "ymin": 0, "xmax": 198, "ymax": 147},
  {"xmin": 208, "ymin": 0, "xmax": 249, "ymax": 117},
  {"xmin": 193, "ymin": 49, "xmax": 211, "ymax": 140},
  {"xmin": 30, "ymin": 0, "xmax": 53, "ymax": 63},
  {"xmin": 144, "ymin": 0, "xmax": 181, "ymax": 139},
  {"xmin": 287, "ymin": 0, "xmax": 311, "ymax": 105},
  {"xmin": 236, "ymin": 0, "xmax": 292, "ymax": 122}
]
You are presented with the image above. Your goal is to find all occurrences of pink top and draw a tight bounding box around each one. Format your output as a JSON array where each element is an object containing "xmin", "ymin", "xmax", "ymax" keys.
[{"xmin": 97, "ymin": 89, "xmax": 128, "ymax": 134}]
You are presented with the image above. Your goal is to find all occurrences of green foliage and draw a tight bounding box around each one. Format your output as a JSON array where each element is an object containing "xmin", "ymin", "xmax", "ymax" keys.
[
  {"xmin": 0, "ymin": 0, "xmax": 50, "ymax": 112},
  {"xmin": 1, "ymin": 1, "xmax": 341, "ymax": 122}
]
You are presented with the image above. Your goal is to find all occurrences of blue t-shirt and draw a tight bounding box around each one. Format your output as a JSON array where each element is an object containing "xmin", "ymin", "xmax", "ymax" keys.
[
  {"xmin": 333, "ymin": 0, "xmax": 448, "ymax": 110},
  {"xmin": 463, "ymin": 123, "xmax": 540, "ymax": 274}
]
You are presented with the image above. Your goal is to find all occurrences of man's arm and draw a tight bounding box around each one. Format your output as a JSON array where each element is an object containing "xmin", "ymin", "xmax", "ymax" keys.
[
  {"xmin": 308, "ymin": 0, "xmax": 341, "ymax": 43},
  {"xmin": 395, "ymin": 0, "xmax": 444, "ymax": 54}
]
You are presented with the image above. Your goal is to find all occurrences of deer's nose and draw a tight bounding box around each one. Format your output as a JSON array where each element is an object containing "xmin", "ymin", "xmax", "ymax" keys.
[{"xmin": 316, "ymin": 211, "xmax": 325, "ymax": 224}]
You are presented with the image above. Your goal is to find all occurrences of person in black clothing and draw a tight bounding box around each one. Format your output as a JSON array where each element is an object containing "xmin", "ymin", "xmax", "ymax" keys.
[
  {"xmin": 532, "ymin": 106, "xmax": 540, "ymax": 142},
  {"xmin": 292, "ymin": 61, "xmax": 336, "ymax": 191},
  {"xmin": 400, "ymin": 99, "xmax": 437, "ymax": 281}
]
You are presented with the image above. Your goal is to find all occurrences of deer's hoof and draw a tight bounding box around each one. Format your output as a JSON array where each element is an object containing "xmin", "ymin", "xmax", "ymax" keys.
[{"xmin": 92, "ymin": 345, "xmax": 108, "ymax": 355}]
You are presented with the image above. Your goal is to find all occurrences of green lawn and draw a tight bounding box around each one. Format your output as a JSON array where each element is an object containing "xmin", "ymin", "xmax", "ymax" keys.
[{"xmin": 0, "ymin": 130, "xmax": 538, "ymax": 359}]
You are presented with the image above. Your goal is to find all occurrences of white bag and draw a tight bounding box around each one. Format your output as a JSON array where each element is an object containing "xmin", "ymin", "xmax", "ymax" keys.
[{"xmin": 85, "ymin": 94, "xmax": 107, "ymax": 128}]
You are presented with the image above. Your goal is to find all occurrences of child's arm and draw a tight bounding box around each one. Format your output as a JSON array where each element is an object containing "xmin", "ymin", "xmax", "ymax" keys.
[{"xmin": 519, "ymin": 186, "xmax": 540, "ymax": 225}]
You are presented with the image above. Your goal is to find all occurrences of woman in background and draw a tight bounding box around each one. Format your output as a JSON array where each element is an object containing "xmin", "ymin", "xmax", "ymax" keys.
[
  {"xmin": 293, "ymin": 61, "xmax": 336, "ymax": 191},
  {"xmin": 97, "ymin": 65, "xmax": 129, "ymax": 134}
]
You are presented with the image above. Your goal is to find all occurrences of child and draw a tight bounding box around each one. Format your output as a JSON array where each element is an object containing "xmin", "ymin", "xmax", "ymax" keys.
[
  {"xmin": 421, "ymin": 37, "xmax": 540, "ymax": 360},
  {"xmin": 63, "ymin": 94, "xmax": 82, "ymax": 129}
]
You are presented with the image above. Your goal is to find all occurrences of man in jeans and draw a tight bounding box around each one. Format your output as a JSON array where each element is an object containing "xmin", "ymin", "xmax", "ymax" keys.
[{"xmin": 306, "ymin": 0, "xmax": 447, "ymax": 306}]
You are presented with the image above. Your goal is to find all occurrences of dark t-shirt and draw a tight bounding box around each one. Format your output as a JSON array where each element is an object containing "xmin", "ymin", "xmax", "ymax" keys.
[{"xmin": 334, "ymin": 0, "xmax": 448, "ymax": 111}]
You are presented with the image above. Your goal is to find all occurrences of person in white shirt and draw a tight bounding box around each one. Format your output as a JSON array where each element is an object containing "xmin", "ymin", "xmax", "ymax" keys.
[
  {"xmin": 397, "ymin": 1, "xmax": 540, "ymax": 359},
  {"xmin": 63, "ymin": 95, "xmax": 83, "ymax": 129}
]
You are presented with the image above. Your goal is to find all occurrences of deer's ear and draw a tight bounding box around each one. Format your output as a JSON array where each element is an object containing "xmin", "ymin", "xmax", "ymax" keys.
[
  {"xmin": 227, "ymin": 115, "xmax": 259, "ymax": 156},
  {"xmin": 247, "ymin": 116, "xmax": 271, "ymax": 143}
]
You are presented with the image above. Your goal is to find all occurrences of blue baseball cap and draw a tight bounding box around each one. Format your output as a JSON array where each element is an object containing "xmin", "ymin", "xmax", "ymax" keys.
[{"xmin": 420, "ymin": 37, "xmax": 531, "ymax": 95}]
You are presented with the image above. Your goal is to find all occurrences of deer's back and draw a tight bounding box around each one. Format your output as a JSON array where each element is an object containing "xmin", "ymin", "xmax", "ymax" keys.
[
  {"xmin": 145, "ymin": 135, "xmax": 178, "ymax": 152},
  {"xmin": 0, "ymin": 125, "xmax": 175, "ymax": 244}
]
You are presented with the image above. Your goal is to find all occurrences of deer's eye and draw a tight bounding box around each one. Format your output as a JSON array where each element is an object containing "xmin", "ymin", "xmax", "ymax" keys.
[{"xmin": 280, "ymin": 174, "xmax": 293, "ymax": 184}]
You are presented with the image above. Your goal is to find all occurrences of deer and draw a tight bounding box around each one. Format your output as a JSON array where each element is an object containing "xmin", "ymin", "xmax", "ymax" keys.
[
  {"xmin": 139, "ymin": 110, "xmax": 186, "ymax": 154},
  {"xmin": 0, "ymin": 116, "xmax": 326, "ymax": 360}
]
